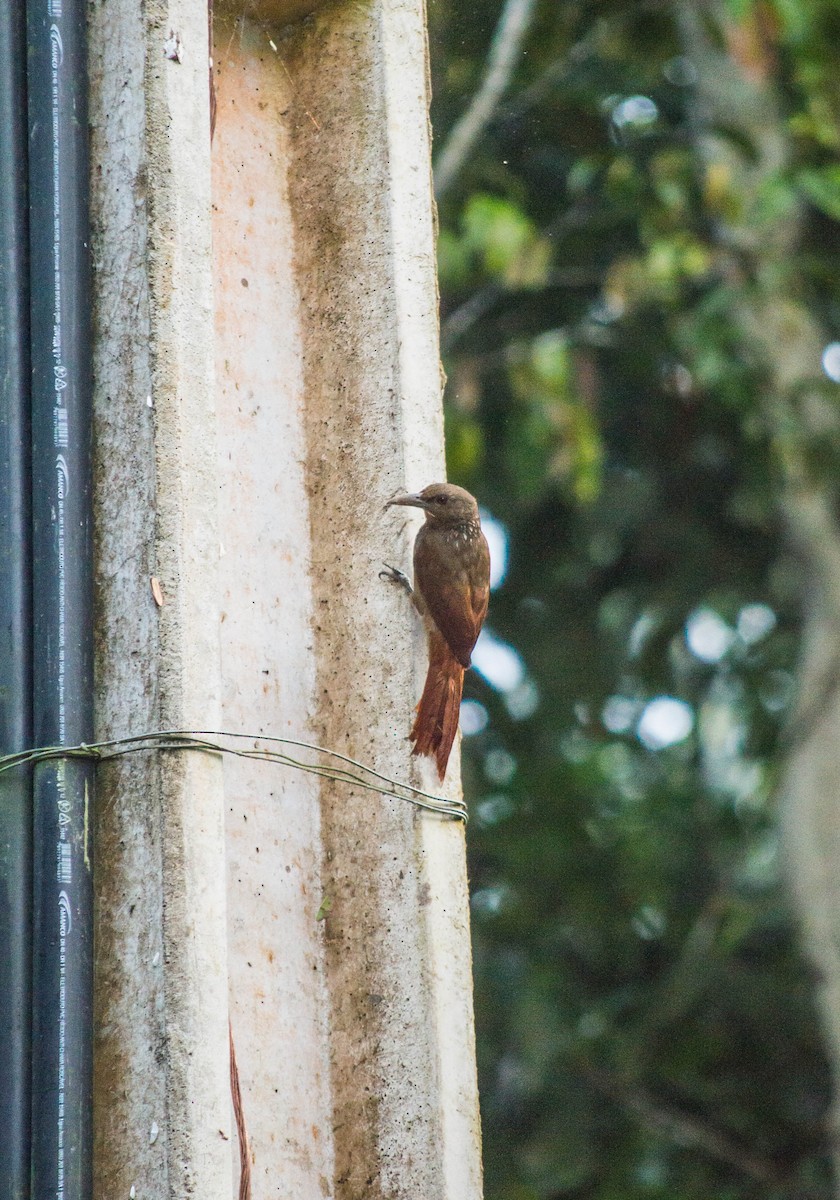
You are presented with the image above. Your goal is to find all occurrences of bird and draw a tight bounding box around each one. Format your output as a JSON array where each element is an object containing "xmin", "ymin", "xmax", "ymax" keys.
[{"xmin": 383, "ymin": 482, "xmax": 490, "ymax": 780}]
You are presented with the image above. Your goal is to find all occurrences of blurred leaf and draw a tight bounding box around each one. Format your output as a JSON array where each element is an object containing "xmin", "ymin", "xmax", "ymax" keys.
[
  {"xmin": 462, "ymin": 193, "xmax": 551, "ymax": 285},
  {"xmin": 797, "ymin": 166, "xmax": 840, "ymax": 221}
]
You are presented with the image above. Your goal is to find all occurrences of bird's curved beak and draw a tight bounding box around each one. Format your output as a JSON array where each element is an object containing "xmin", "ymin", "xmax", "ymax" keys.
[{"xmin": 385, "ymin": 492, "xmax": 427, "ymax": 512}]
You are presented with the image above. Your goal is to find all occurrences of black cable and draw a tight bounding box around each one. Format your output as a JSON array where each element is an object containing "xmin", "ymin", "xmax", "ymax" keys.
[
  {"xmin": 0, "ymin": 1, "xmax": 33, "ymax": 1194},
  {"xmin": 27, "ymin": 0, "xmax": 95, "ymax": 1194}
]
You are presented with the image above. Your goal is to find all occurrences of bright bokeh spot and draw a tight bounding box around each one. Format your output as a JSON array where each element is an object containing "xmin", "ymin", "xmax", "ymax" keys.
[
  {"xmin": 471, "ymin": 885, "xmax": 513, "ymax": 917},
  {"xmin": 472, "ymin": 628, "xmax": 525, "ymax": 692},
  {"xmin": 628, "ymin": 611, "xmax": 658, "ymax": 659},
  {"xmin": 737, "ymin": 602, "xmax": 776, "ymax": 645},
  {"xmin": 475, "ymin": 793, "xmax": 515, "ymax": 827},
  {"xmin": 612, "ymin": 95, "xmax": 659, "ymax": 130},
  {"xmin": 460, "ymin": 698, "xmax": 489, "ymax": 736},
  {"xmin": 602, "ymin": 695, "xmax": 638, "ymax": 734},
  {"xmin": 637, "ymin": 696, "xmax": 694, "ymax": 750},
  {"xmin": 822, "ymin": 342, "xmax": 840, "ymax": 382},
  {"xmin": 505, "ymin": 678, "xmax": 539, "ymax": 720},
  {"xmin": 484, "ymin": 747, "xmax": 517, "ymax": 785},
  {"xmin": 480, "ymin": 509, "xmax": 509, "ymax": 590},
  {"xmin": 685, "ymin": 607, "xmax": 735, "ymax": 663}
]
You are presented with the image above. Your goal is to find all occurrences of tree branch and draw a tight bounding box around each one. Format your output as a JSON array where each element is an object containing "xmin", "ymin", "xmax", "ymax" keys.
[
  {"xmin": 434, "ymin": 0, "xmax": 539, "ymax": 201},
  {"xmin": 582, "ymin": 1063, "xmax": 831, "ymax": 1198}
]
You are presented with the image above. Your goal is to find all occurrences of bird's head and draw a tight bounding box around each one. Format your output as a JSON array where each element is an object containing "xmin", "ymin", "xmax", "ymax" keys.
[{"xmin": 386, "ymin": 482, "xmax": 480, "ymax": 527}]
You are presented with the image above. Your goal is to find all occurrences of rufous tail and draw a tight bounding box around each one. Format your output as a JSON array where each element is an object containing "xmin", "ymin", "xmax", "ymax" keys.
[{"xmin": 410, "ymin": 629, "xmax": 465, "ymax": 780}]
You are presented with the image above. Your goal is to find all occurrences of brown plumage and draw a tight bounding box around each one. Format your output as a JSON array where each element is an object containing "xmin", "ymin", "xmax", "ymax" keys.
[{"xmin": 385, "ymin": 483, "xmax": 490, "ymax": 779}]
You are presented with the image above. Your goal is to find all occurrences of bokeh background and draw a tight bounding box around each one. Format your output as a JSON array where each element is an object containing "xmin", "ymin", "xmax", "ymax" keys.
[{"xmin": 427, "ymin": 1, "xmax": 840, "ymax": 1196}]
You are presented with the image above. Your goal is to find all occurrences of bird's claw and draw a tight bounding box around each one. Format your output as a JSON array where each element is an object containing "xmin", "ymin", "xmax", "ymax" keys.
[{"xmin": 379, "ymin": 563, "xmax": 412, "ymax": 595}]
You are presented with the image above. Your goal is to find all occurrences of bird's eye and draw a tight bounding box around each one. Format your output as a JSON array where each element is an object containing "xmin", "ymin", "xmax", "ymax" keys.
[{"xmin": 436, "ymin": 495, "xmax": 448, "ymax": 504}]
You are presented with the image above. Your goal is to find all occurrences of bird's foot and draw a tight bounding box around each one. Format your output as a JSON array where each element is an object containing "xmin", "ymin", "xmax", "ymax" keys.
[{"xmin": 379, "ymin": 563, "xmax": 412, "ymax": 596}]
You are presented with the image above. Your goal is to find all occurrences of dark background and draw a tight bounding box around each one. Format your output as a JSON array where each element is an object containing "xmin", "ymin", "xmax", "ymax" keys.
[{"xmin": 428, "ymin": 1, "xmax": 840, "ymax": 1195}]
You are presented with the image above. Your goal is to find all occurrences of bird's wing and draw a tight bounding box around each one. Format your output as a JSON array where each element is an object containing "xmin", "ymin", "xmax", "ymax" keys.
[{"xmin": 415, "ymin": 530, "xmax": 490, "ymax": 668}]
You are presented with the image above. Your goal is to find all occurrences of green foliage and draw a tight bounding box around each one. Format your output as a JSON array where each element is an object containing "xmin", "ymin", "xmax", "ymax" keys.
[
  {"xmin": 439, "ymin": 193, "xmax": 551, "ymax": 291},
  {"xmin": 430, "ymin": 0, "xmax": 840, "ymax": 1196},
  {"xmin": 797, "ymin": 165, "xmax": 840, "ymax": 220}
]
